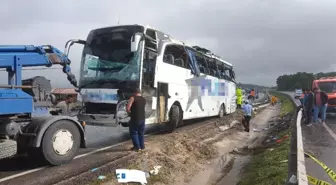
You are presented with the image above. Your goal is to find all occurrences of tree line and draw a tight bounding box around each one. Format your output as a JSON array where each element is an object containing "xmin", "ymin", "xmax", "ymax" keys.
[{"xmin": 276, "ymin": 72, "xmax": 336, "ymax": 91}]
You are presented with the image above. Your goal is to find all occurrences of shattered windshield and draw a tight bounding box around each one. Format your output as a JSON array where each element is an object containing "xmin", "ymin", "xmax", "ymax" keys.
[
  {"xmin": 79, "ymin": 27, "xmax": 144, "ymax": 88},
  {"xmin": 318, "ymin": 81, "xmax": 336, "ymax": 93}
]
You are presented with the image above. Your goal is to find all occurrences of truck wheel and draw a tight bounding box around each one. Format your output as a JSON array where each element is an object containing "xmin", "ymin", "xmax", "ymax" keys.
[
  {"xmin": 0, "ymin": 140, "xmax": 17, "ymax": 160},
  {"xmin": 41, "ymin": 120, "xmax": 81, "ymax": 165},
  {"xmin": 167, "ymin": 105, "xmax": 180, "ymax": 133}
]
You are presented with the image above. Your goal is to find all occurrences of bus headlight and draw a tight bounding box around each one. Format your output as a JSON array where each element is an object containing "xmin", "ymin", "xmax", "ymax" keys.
[
  {"xmin": 116, "ymin": 100, "xmax": 129, "ymax": 121},
  {"xmin": 117, "ymin": 100, "xmax": 128, "ymax": 112}
]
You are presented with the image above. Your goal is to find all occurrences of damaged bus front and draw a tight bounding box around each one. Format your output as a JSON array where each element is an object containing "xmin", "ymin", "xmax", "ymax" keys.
[{"xmin": 73, "ymin": 25, "xmax": 157, "ymax": 127}]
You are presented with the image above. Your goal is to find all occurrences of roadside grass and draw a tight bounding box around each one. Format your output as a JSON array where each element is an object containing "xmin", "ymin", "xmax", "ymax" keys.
[{"xmin": 238, "ymin": 92, "xmax": 294, "ymax": 185}]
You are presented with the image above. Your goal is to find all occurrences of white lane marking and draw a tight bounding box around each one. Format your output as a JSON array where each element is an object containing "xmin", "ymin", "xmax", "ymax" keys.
[
  {"xmin": 0, "ymin": 167, "xmax": 46, "ymax": 183},
  {"xmin": 0, "ymin": 133, "xmax": 152, "ymax": 183},
  {"xmin": 323, "ymin": 122, "xmax": 336, "ymax": 141}
]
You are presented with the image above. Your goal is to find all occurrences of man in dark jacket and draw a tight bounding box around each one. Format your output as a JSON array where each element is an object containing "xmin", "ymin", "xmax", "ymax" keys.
[
  {"xmin": 126, "ymin": 88, "xmax": 146, "ymax": 152},
  {"xmin": 304, "ymin": 89, "xmax": 314, "ymax": 126},
  {"xmin": 313, "ymin": 87, "xmax": 329, "ymax": 124}
]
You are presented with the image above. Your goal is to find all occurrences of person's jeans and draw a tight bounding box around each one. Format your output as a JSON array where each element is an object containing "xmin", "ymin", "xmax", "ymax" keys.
[
  {"xmin": 313, "ymin": 104, "xmax": 327, "ymax": 122},
  {"xmin": 242, "ymin": 115, "xmax": 251, "ymax": 132},
  {"xmin": 129, "ymin": 120, "xmax": 145, "ymax": 150},
  {"xmin": 305, "ymin": 108, "xmax": 313, "ymax": 125}
]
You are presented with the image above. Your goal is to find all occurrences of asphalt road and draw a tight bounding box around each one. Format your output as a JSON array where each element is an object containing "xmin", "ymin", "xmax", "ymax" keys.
[
  {"xmin": 0, "ymin": 93, "xmax": 268, "ymax": 185},
  {"xmin": 285, "ymin": 92, "xmax": 336, "ymax": 184}
]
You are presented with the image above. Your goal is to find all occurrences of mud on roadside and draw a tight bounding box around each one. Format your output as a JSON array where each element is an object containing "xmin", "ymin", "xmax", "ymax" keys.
[
  {"xmin": 91, "ymin": 103, "xmax": 281, "ymax": 185},
  {"xmin": 94, "ymin": 111, "xmax": 245, "ymax": 185}
]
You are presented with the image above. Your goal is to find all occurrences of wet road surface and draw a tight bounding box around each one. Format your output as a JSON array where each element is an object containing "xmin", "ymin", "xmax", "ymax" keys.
[{"xmin": 301, "ymin": 114, "xmax": 336, "ymax": 184}]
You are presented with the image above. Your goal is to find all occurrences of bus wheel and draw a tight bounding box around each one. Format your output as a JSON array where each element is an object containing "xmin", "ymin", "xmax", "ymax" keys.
[
  {"xmin": 167, "ymin": 105, "xmax": 180, "ymax": 133},
  {"xmin": 218, "ymin": 104, "xmax": 225, "ymax": 118}
]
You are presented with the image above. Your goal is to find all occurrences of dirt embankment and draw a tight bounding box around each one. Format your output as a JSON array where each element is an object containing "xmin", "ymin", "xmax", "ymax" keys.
[
  {"xmin": 97, "ymin": 111, "xmax": 245, "ymax": 185},
  {"xmin": 94, "ymin": 102, "xmax": 283, "ymax": 185}
]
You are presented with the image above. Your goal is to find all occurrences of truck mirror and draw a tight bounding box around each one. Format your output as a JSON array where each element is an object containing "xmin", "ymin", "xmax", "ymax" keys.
[{"xmin": 131, "ymin": 33, "xmax": 142, "ymax": 52}]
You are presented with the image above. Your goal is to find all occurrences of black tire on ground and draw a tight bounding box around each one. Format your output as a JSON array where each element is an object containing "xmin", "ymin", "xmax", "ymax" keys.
[
  {"xmin": 0, "ymin": 140, "xmax": 17, "ymax": 160},
  {"xmin": 41, "ymin": 120, "xmax": 81, "ymax": 166},
  {"xmin": 166, "ymin": 105, "xmax": 181, "ymax": 133},
  {"xmin": 218, "ymin": 104, "xmax": 225, "ymax": 118}
]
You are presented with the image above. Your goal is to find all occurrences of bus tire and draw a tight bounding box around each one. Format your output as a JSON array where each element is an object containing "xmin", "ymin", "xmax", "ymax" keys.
[
  {"xmin": 41, "ymin": 120, "xmax": 81, "ymax": 165},
  {"xmin": 167, "ymin": 105, "xmax": 180, "ymax": 133},
  {"xmin": 218, "ymin": 104, "xmax": 225, "ymax": 118}
]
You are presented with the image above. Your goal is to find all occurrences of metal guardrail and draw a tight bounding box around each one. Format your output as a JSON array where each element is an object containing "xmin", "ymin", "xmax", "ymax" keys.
[{"xmin": 280, "ymin": 92, "xmax": 308, "ymax": 185}]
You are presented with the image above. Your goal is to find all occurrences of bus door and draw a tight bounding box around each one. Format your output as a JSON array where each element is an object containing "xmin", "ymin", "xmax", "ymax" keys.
[{"xmin": 142, "ymin": 28, "xmax": 158, "ymax": 119}]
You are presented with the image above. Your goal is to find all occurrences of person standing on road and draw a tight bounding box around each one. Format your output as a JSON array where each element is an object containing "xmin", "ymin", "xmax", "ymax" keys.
[
  {"xmin": 236, "ymin": 87, "xmax": 243, "ymax": 109},
  {"xmin": 271, "ymin": 96, "xmax": 277, "ymax": 106},
  {"xmin": 126, "ymin": 88, "xmax": 147, "ymax": 152},
  {"xmin": 250, "ymin": 89, "xmax": 255, "ymax": 102},
  {"xmin": 300, "ymin": 89, "xmax": 307, "ymax": 119},
  {"xmin": 304, "ymin": 89, "xmax": 314, "ymax": 126},
  {"xmin": 299, "ymin": 89, "xmax": 306, "ymax": 106},
  {"xmin": 241, "ymin": 100, "xmax": 253, "ymax": 132},
  {"xmin": 313, "ymin": 87, "xmax": 328, "ymax": 124}
]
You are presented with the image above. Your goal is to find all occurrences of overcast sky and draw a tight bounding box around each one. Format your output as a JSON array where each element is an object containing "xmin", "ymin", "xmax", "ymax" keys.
[{"xmin": 1, "ymin": 0, "xmax": 335, "ymax": 87}]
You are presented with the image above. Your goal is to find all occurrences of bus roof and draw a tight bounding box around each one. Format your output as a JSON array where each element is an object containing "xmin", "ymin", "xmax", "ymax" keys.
[{"xmin": 93, "ymin": 24, "xmax": 233, "ymax": 67}]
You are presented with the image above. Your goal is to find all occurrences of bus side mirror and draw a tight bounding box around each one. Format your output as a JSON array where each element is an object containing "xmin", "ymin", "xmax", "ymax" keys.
[
  {"xmin": 64, "ymin": 39, "xmax": 86, "ymax": 56},
  {"xmin": 131, "ymin": 34, "xmax": 142, "ymax": 52}
]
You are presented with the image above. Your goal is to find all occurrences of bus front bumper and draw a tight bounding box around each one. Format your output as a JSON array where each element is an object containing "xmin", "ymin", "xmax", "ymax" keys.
[{"xmin": 77, "ymin": 113, "xmax": 131, "ymax": 127}]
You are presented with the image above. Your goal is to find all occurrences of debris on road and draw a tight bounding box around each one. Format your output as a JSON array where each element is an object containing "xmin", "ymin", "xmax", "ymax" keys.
[
  {"xmin": 91, "ymin": 111, "xmax": 245, "ymax": 185},
  {"xmin": 98, "ymin": 175, "xmax": 106, "ymax": 180},
  {"xmin": 149, "ymin": 165, "xmax": 162, "ymax": 175},
  {"xmin": 91, "ymin": 168, "xmax": 98, "ymax": 172},
  {"xmin": 253, "ymin": 128, "xmax": 262, "ymax": 132},
  {"xmin": 115, "ymin": 169, "xmax": 147, "ymax": 184},
  {"xmin": 238, "ymin": 92, "xmax": 294, "ymax": 185}
]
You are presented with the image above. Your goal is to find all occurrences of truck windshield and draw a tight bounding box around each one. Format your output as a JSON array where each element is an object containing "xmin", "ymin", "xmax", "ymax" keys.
[
  {"xmin": 318, "ymin": 81, "xmax": 336, "ymax": 93},
  {"xmin": 79, "ymin": 26, "xmax": 144, "ymax": 89}
]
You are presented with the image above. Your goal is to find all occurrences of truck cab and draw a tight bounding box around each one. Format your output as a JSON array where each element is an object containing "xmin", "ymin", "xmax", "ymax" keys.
[{"xmin": 312, "ymin": 77, "xmax": 336, "ymax": 113}]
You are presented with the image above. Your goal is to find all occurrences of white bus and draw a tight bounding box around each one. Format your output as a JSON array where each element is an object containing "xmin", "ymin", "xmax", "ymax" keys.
[{"xmin": 74, "ymin": 24, "xmax": 237, "ymax": 132}]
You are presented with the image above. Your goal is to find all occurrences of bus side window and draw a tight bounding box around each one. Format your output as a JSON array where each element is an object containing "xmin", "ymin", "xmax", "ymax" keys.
[
  {"xmin": 224, "ymin": 68, "xmax": 231, "ymax": 80},
  {"xmin": 215, "ymin": 64, "xmax": 221, "ymax": 78},
  {"xmin": 196, "ymin": 53, "xmax": 206, "ymax": 74},
  {"xmin": 163, "ymin": 45, "xmax": 186, "ymax": 68},
  {"xmin": 219, "ymin": 66, "xmax": 225, "ymax": 79},
  {"xmin": 209, "ymin": 61, "xmax": 216, "ymax": 77},
  {"xmin": 204, "ymin": 58, "xmax": 211, "ymax": 75},
  {"xmin": 198, "ymin": 59, "xmax": 206, "ymax": 74},
  {"xmin": 229, "ymin": 69, "xmax": 235, "ymax": 81}
]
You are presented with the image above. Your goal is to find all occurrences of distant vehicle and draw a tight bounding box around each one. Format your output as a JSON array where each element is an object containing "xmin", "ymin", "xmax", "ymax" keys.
[
  {"xmin": 312, "ymin": 77, "xmax": 336, "ymax": 113},
  {"xmin": 294, "ymin": 89, "xmax": 303, "ymax": 99}
]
